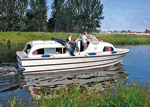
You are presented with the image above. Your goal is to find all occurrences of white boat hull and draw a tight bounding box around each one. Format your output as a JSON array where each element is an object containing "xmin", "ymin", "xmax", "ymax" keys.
[{"xmin": 17, "ymin": 49, "xmax": 129, "ymax": 74}]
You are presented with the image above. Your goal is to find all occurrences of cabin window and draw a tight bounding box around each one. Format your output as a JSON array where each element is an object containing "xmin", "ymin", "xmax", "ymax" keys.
[
  {"xmin": 103, "ymin": 46, "xmax": 114, "ymax": 52},
  {"xmin": 24, "ymin": 44, "xmax": 32, "ymax": 54},
  {"xmin": 45, "ymin": 48, "xmax": 66, "ymax": 54},
  {"xmin": 33, "ymin": 48, "xmax": 67, "ymax": 55},
  {"xmin": 45, "ymin": 48, "xmax": 56, "ymax": 54},
  {"xmin": 33, "ymin": 48, "xmax": 44, "ymax": 55}
]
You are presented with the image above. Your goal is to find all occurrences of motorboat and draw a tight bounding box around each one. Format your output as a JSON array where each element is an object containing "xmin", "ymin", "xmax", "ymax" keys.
[{"xmin": 16, "ymin": 34, "xmax": 129, "ymax": 74}]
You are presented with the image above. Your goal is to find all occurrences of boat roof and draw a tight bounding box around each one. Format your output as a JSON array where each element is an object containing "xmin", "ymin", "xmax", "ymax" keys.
[
  {"xmin": 27, "ymin": 40, "xmax": 64, "ymax": 47},
  {"xmin": 29, "ymin": 40, "xmax": 56, "ymax": 44}
]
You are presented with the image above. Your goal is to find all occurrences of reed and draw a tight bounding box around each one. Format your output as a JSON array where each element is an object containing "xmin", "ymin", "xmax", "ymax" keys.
[
  {"xmin": 8, "ymin": 80, "xmax": 150, "ymax": 107},
  {"xmin": 0, "ymin": 32, "xmax": 150, "ymax": 45}
]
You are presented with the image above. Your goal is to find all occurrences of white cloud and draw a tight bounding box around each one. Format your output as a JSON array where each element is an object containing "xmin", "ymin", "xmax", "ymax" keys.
[
  {"xmin": 144, "ymin": 21, "xmax": 149, "ymax": 23},
  {"xmin": 116, "ymin": 18, "xmax": 124, "ymax": 22}
]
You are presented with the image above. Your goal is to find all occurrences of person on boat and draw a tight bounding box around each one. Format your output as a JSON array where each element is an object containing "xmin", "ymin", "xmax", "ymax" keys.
[
  {"xmin": 66, "ymin": 33, "xmax": 77, "ymax": 55},
  {"xmin": 66, "ymin": 33, "xmax": 75, "ymax": 43},
  {"xmin": 82, "ymin": 31, "xmax": 93, "ymax": 51}
]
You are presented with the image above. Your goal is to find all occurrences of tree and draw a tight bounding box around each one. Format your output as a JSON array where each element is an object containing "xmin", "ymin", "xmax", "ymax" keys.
[
  {"xmin": 65, "ymin": 0, "xmax": 104, "ymax": 32},
  {"xmin": 49, "ymin": 0, "xmax": 65, "ymax": 32},
  {"xmin": 48, "ymin": 0, "xmax": 104, "ymax": 32},
  {"xmin": 47, "ymin": 17, "xmax": 55, "ymax": 32},
  {"xmin": 145, "ymin": 29, "xmax": 150, "ymax": 33},
  {"xmin": 121, "ymin": 30, "xmax": 126, "ymax": 33},
  {"xmin": 128, "ymin": 30, "xmax": 131, "ymax": 33},
  {"xmin": 25, "ymin": 0, "xmax": 48, "ymax": 31},
  {"xmin": 114, "ymin": 30, "xmax": 118, "ymax": 33},
  {"xmin": 0, "ymin": 0, "xmax": 28, "ymax": 31}
]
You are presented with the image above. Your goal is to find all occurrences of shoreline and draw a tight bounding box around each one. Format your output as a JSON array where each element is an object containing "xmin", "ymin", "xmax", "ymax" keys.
[{"xmin": 0, "ymin": 32, "xmax": 150, "ymax": 45}]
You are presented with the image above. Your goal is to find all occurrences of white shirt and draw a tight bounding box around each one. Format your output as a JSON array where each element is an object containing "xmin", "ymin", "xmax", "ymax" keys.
[
  {"xmin": 68, "ymin": 36, "xmax": 71, "ymax": 41},
  {"xmin": 82, "ymin": 35, "xmax": 87, "ymax": 43}
]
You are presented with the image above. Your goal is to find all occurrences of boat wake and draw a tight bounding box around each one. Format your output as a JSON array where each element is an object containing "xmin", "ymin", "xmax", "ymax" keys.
[
  {"xmin": 0, "ymin": 63, "xmax": 25, "ymax": 92},
  {"xmin": 0, "ymin": 63, "xmax": 18, "ymax": 75}
]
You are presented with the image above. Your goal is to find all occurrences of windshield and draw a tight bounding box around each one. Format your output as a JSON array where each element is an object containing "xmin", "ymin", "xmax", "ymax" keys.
[
  {"xmin": 87, "ymin": 35, "xmax": 99, "ymax": 44},
  {"xmin": 75, "ymin": 34, "xmax": 99, "ymax": 44}
]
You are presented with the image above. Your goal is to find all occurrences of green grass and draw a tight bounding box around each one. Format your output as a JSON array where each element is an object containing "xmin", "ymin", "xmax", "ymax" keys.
[
  {"xmin": 8, "ymin": 80, "xmax": 150, "ymax": 107},
  {"xmin": 0, "ymin": 32, "xmax": 150, "ymax": 45}
]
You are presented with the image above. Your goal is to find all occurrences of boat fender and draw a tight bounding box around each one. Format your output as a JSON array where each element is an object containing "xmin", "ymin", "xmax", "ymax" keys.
[
  {"xmin": 20, "ymin": 68, "xmax": 25, "ymax": 71},
  {"xmin": 111, "ymin": 51, "xmax": 117, "ymax": 54},
  {"xmin": 42, "ymin": 54, "xmax": 51, "ymax": 57},
  {"xmin": 89, "ymin": 52, "xmax": 96, "ymax": 55}
]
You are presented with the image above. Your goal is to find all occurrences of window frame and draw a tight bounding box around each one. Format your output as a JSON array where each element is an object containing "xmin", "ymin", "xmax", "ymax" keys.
[{"xmin": 24, "ymin": 44, "xmax": 32, "ymax": 54}]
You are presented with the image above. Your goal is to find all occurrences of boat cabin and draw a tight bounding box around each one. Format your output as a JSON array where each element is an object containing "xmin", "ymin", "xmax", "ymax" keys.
[
  {"xmin": 22, "ymin": 34, "xmax": 116, "ymax": 58},
  {"xmin": 23, "ymin": 40, "xmax": 68, "ymax": 58}
]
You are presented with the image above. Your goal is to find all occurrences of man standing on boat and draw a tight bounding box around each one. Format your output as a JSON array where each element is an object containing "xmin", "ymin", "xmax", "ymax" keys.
[{"xmin": 82, "ymin": 31, "xmax": 92, "ymax": 51}]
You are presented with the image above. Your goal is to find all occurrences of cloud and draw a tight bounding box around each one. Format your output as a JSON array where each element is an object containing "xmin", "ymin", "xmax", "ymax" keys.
[
  {"xmin": 116, "ymin": 18, "xmax": 124, "ymax": 22},
  {"xmin": 144, "ymin": 21, "xmax": 149, "ymax": 23}
]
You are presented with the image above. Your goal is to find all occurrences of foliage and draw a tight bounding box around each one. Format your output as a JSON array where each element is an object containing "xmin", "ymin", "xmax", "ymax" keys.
[
  {"xmin": 25, "ymin": 0, "xmax": 48, "ymax": 31},
  {"xmin": 1, "ymin": 0, "xmax": 104, "ymax": 32},
  {"xmin": 69, "ymin": 0, "xmax": 104, "ymax": 32},
  {"xmin": 0, "ymin": 0, "xmax": 28, "ymax": 31},
  {"xmin": 9, "ymin": 81, "xmax": 150, "ymax": 107},
  {"xmin": 8, "ymin": 96, "xmax": 19, "ymax": 107},
  {"xmin": 145, "ymin": 29, "xmax": 150, "ymax": 33},
  {"xmin": 0, "ymin": 0, "xmax": 47, "ymax": 32},
  {"xmin": 48, "ymin": 0, "xmax": 65, "ymax": 32},
  {"xmin": 48, "ymin": 0, "xmax": 104, "ymax": 32}
]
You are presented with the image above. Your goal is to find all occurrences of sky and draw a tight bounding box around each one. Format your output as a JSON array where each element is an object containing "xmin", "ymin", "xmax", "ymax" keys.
[{"xmin": 47, "ymin": 0, "xmax": 150, "ymax": 31}]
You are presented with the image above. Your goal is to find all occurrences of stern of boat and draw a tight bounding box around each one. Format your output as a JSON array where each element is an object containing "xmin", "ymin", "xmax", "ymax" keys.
[{"xmin": 16, "ymin": 51, "xmax": 27, "ymax": 72}]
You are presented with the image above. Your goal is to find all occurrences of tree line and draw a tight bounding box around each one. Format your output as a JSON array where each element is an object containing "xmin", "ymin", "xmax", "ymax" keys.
[{"xmin": 0, "ymin": 0, "xmax": 104, "ymax": 32}]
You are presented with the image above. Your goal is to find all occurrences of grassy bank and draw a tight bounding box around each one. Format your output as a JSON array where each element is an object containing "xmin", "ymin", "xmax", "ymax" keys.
[
  {"xmin": 0, "ymin": 32, "xmax": 150, "ymax": 45},
  {"xmin": 7, "ymin": 81, "xmax": 150, "ymax": 107}
]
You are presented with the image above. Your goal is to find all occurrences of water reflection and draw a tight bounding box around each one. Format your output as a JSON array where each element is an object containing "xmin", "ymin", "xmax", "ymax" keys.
[
  {"xmin": 22, "ymin": 63, "xmax": 128, "ymax": 98},
  {"xmin": 0, "ymin": 45, "xmax": 24, "ymax": 63},
  {"xmin": 0, "ymin": 62, "xmax": 128, "ymax": 106},
  {"xmin": 0, "ymin": 63, "xmax": 127, "ymax": 93}
]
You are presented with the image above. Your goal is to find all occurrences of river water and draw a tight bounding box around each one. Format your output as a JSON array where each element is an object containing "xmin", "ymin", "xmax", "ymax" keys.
[{"xmin": 0, "ymin": 45, "xmax": 150, "ymax": 106}]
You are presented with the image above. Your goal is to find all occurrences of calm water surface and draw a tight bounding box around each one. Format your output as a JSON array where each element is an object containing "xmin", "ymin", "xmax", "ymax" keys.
[
  {"xmin": 0, "ymin": 45, "xmax": 150, "ymax": 106},
  {"xmin": 117, "ymin": 45, "xmax": 150, "ymax": 83}
]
